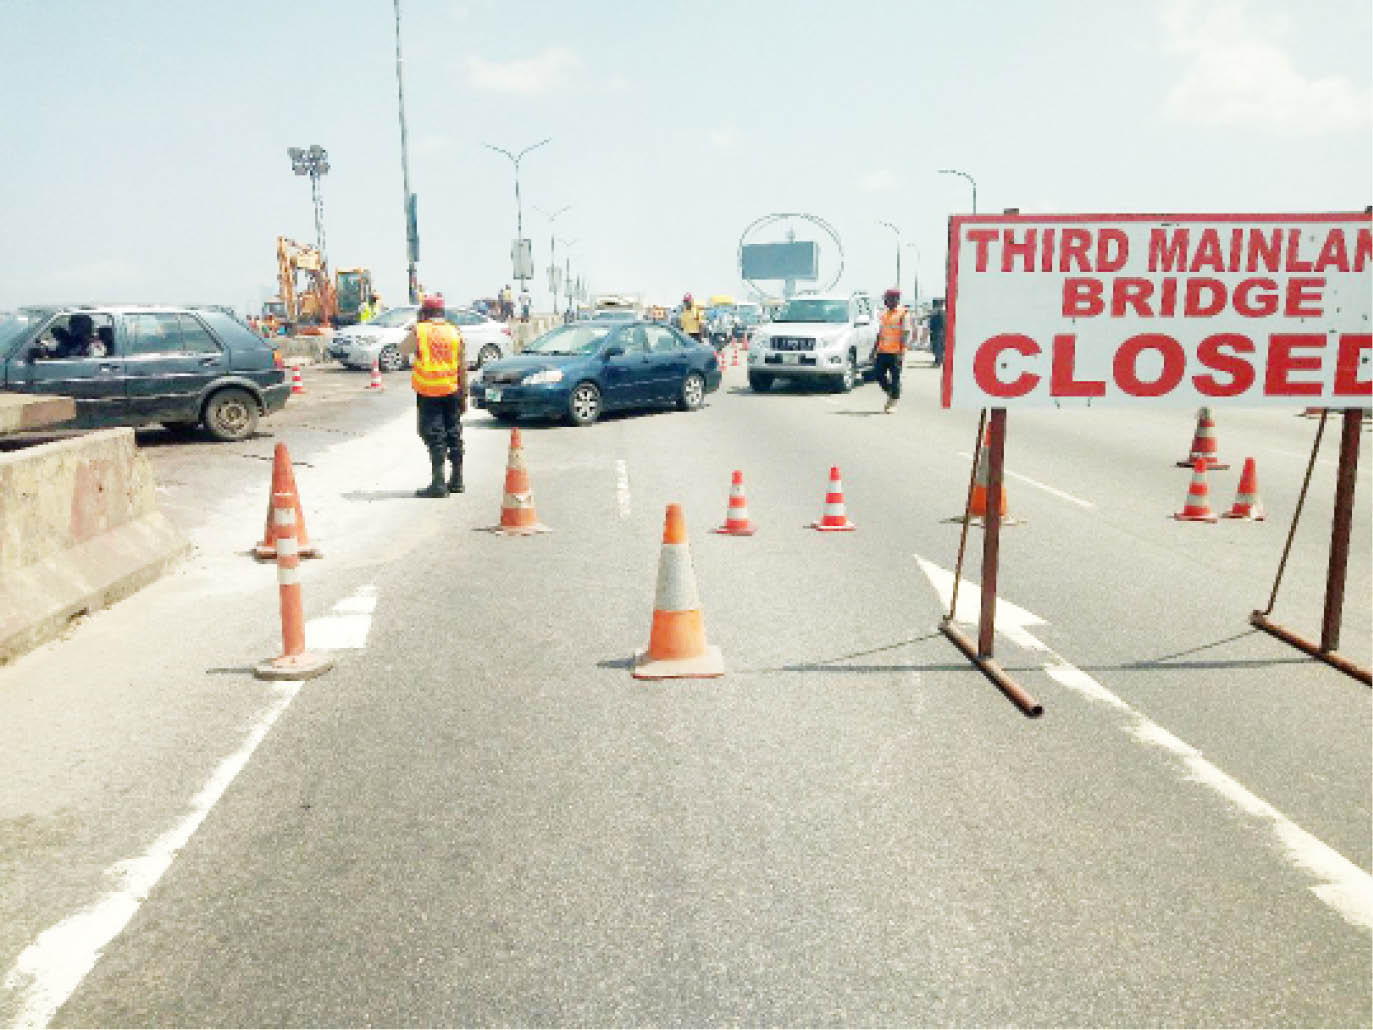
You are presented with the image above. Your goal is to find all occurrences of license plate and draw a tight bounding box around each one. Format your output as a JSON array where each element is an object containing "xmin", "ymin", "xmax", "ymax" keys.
[
  {"xmin": 781, "ymin": 353, "xmax": 797, "ymax": 364},
  {"xmin": 486, "ymin": 388, "xmax": 503, "ymax": 402}
]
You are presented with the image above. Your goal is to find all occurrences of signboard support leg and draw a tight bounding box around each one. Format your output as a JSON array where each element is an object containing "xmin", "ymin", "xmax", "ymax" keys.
[
  {"xmin": 1251, "ymin": 408, "xmax": 1370, "ymax": 685},
  {"xmin": 941, "ymin": 407, "xmax": 1044, "ymax": 717}
]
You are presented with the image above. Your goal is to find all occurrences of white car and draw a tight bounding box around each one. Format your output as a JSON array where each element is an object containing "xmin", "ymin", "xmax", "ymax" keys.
[
  {"xmin": 328, "ymin": 305, "xmax": 513, "ymax": 372},
  {"xmin": 747, "ymin": 292, "xmax": 879, "ymax": 392}
]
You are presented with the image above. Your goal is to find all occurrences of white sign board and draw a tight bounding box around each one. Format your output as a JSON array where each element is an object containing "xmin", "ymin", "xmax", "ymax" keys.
[
  {"xmin": 510, "ymin": 238, "xmax": 533, "ymax": 281},
  {"xmin": 943, "ymin": 212, "xmax": 1372, "ymax": 408}
]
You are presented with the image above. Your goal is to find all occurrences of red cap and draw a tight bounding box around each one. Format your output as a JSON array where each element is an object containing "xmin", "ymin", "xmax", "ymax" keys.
[{"xmin": 420, "ymin": 292, "xmax": 445, "ymax": 315}]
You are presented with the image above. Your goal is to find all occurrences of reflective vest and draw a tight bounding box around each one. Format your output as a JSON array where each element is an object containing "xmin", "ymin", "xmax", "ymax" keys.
[
  {"xmin": 679, "ymin": 304, "xmax": 703, "ymax": 333},
  {"xmin": 411, "ymin": 320, "xmax": 463, "ymax": 397},
  {"xmin": 876, "ymin": 305, "xmax": 908, "ymax": 354},
  {"xmin": 359, "ymin": 302, "xmax": 374, "ymax": 323}
]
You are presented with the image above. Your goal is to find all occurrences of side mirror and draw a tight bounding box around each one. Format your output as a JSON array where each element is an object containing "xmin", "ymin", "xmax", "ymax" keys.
[{"xmin": 603, "ymin": 345, "xmax": 625, "ymax": 359}]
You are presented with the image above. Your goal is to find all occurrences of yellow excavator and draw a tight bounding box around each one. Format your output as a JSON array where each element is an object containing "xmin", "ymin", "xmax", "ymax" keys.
[{"xmin": 267, "ymin": 236, "xmax": 336, "ymax": 333}]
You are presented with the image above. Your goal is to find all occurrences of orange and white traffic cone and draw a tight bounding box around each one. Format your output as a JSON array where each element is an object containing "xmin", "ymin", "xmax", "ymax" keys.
[
  {"xmin": 367, "ymin": 358, "xmax": 383, "ymax": 390},
  {"xmin": 711, "ymin": 470, "xmax": 756, "ymax": 536},
  {"xmin": 489, "ymin": 427, "xmax": 551, "ymax": 535},
  {"xmin": 1222, "ymin": 456, "xmax": 1266, "ymax": 520},
  {"xmin": 290, "ymin": 365, "xmax": 305, "ymax": 395},
  {"xmin": 255, "ymin": 442, "xmax": 320, "ymax": 560},
  {"xmin": 253, "ymin": 489, "xmax": 333, "ymax": 681},
  {"xmin": 632, "ymin": 503, "xmax": 724, "ymax": 680},
  {"xmin": 968, "ymin": 430, "xmax": 1009, "ymax": 522},
  {"xmin": 811, "ymin": 466, "xmax": 856, "ymax": 531},
  {"xmin": 1173, "ymin": 458, "xmax": 1220, "ymax": 522},
  {"xmin": 1177, "ymin": 406, "xmax": 1228, "ymax": 470},
  {"xmin": 731, "ymin": 345, "xmax": 740, "ymax": 367}
]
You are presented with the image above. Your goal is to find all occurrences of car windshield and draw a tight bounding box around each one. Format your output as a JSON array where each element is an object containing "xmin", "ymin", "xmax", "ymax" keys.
[
  {"xmin": 0, "ymin": 311, "xmax": 47, "ymax": 355},
  {"xmin": 523, "ymin": 324, "xmax": 612, "ymax": 355},
  {"xmin": 774, "ymin": 299, "xmax": 849, "ymax": 323},
  {"xmin": 369, "ymin": 306, "xmax": 416, "ymax": 328},
  {"xmin": 593, "ymin": 309, "xmax": 635, "ymax": 321}
]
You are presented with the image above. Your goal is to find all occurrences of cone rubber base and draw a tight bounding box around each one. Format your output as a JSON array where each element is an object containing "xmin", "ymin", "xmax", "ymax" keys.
[
  {"xmin": 1176, "ymin": 460, "xmax": 1229, "ymax": 470},
  {"xmin": 632, "ymin": 645, "xmax": 725, "ymax": 680},
  {"xmin": 810, "ymin": 520, "xmax": 856, "ymax": 532},
  {"xmin": 255, "ymin": 545, "xmax": 322, "ymax": 561},
  {"xmin": 254, "ymin": 651, "xmax": 334, "ymax": 681},
  {"xmin": 488, "ymin": 522, "xmax": 552, "ymax": 536},
  {"xmin": 1221, "ymin": 510, "xmax": 1265, "ymax": 521},
  {"xmin": 1172, "ymin": 511, "xmax": 1219, "ymax": 523},
  {"xmin": 711, "ymin": 525, "xmax": 756, "ymax": 536}
]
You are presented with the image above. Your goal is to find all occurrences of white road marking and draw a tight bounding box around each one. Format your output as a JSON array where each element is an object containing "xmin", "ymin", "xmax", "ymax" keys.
[
  {"xmin": 1, "ymin": 682, "xmax": 303, "ymax": 1029},
  {"xmin": 956, "ymin": 451, "xmax": 1095, "ymax": 509},
  {"xmin": 615, "ymin": 459, "xmax": 632, "ymax": 519},
  {"xmin": 305, "ymin": 584, "xmax": 377, "ymax": 650},
  {"xmin": 915, "ymin": 554, "xmax": 1373, "ymax": 932}
]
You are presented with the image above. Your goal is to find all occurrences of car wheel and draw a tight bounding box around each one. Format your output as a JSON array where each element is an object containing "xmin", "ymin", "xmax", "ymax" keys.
[
  {"xmin": 378, "ymin": 345, "xmax": 404, "ymax": 372},
  {"xmin": 203, "ymin": 388, "xmax": 260, "ymax": 442},
  {"xmin": 748, "ymin": 372, "xmax": 773, "ymax": 393},
  {"xmin": 678, "ymin": 372, "xmax": 706, "ymax": 411},
  {"xmin": 833, "ymin": 352, "xmax": 856, "ymax": 393},
  {"xmin": 567, "ymin": 382, "xmax": 602, "ymax": 426},
  {"xmin": 477, "ymin": 343, "xmax": 502, "ymax": 367}
]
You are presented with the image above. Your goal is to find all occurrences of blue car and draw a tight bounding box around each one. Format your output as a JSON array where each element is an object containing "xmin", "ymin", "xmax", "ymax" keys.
[{"xmin": 471, "ymin": 321, "xmax": 722, "ymax": 426}]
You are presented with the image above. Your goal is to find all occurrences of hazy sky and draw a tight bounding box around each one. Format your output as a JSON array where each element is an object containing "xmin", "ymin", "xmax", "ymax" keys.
[{"xmin": 3, "ymin": 0, "xmax": 1370, "ymax": 315}]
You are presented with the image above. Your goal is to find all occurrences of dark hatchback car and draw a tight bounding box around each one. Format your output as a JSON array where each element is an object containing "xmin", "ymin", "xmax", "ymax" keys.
[
  {"xmin": 0, "ymin": 305, "xmax": 289, "ymax": 440},
  {"xmin": 471, "ymin": 321, "xmax": 722, "ymax": 426}
]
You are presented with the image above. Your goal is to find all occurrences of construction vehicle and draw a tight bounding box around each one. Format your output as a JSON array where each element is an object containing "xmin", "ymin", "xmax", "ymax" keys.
[
  {"xmin": 335, "ymin": 267, "xmax": 374, "ymax": 326},
  {"xmin": 269, "ymin": 235, "xmax": 336, "ymax": 334}
]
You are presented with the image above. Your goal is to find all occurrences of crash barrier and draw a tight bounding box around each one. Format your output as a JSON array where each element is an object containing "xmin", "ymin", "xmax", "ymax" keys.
[
  {"xmin": 254, "ymin": 489, "xmax": 332, "ymax": 681},
  {"xmin": 633, "ymin": 503, "xmax": 725, "ymax": 680},
  {"xmin": 488, "ymin": 428, "xmax": 551, "ymax": 536},
  {"xmin": 0, "ymin": 427, "xmax": 188, "ymax": 664},
  {"xmin": 255, "ymin": 443, "xmax": 320, "ymax": 560}
]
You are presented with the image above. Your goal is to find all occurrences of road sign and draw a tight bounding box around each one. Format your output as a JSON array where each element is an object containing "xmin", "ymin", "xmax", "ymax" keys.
[
  {"xmin": 944, "ymin": 212, "xmax": 1372, "ymax": 409},
  {"xmin": 548, "ymin": 265, "xmax": 562, "ymax": 293},
  {"xmin": 406, "ymin": 193, "xmax": 419, "ymax": 263},
  {"xmin": 511, "ymin": 239, "xmax": 533, "ymax": 280},
  {"xmin": 741, "ymin": 241, "xmax": 818, "ymax": 280}
]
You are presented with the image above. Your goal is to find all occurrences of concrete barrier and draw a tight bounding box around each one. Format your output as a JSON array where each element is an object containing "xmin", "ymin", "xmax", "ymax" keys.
[{"xmin": 0, "ymin": 428, "xmax": 189, "ymax": 664}]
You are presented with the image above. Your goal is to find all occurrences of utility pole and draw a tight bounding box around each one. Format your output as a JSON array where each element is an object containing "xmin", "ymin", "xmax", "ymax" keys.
[{"xmin": 393, "ymin": 0, "xmax": 418, "ymax": 302}]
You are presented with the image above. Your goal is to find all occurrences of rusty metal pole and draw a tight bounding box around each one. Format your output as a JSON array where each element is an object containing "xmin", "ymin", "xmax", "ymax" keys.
[
  {"xmin": 1321, "ymin": 408, "xmax": 1362, "ymax": 652},
  {"xmin": 978, "ymin": 407, "xmax": 1006, "ymax": 657}
]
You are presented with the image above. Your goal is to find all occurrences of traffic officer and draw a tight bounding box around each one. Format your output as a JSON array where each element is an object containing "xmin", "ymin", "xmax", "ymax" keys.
[
  {"xmin": 360, "ymin": 293, "xmax": 380, "ymax": 323},
  {"xmin": 400, "ymin": 292, "xmax": 466, "ymax": 498},
  {"xmin": 678, "ymin": 293, "xmax": 704, "ymax": 343},
  {"xmin": 874, "ymin": 287, "xmax": 911, "ymax": 413}
]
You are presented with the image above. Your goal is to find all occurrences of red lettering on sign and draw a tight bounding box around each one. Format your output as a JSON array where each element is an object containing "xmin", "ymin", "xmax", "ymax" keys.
[
  {"xmin": 1283, "ymin": 277, "xmax": 1325, "ymax": 317},
  {"xmin": 1097, "ymin": 229, "xmax": 1128, "ymax": 272},
  {"xmin": 1265, "ymin": 334, "xmax": 1324, "ymax": 395},
  {"xmin": 1193, "ymin": 333, "xmax": 1257, "ymax": 396},
  {"xmin": 1246, "ymin": 229, "xmax": 1281, "ymax": 272},
  {"xmin": 1314, "ymin": 229, "xmax": 1350, "ymax": 273},
  {"xmin": 1334, "ymin": 334, "xmax": 1371, "ymax": 396},
  {"xmin": 1062, "ymin": 278, "xmax": 1104, "ymax": 317},
  {"xmin": 1189, "ymin": 229, "xmax": 1225, "ymax": 272},
  {"xmin": 974, "ymin": 334, "xmax": 1040, "ymax": 398},
  {"xmin": 1183, "ymin": 278, "xmax": 1227, "ymax": 317},
  {"xmin": 1110, "ymin": 278, "xmax": 1153, "ymax": 317},
  {"xmin": 968, "ymin": 229, "xmax": 999, "ymax": 272},
  {"xmin": 1233, "ymin": 278, "xmax": 1279, "ymax": 318},
  {"xmin": 1284, "ymin": 228, "xmax": 1314, "ymax": 272},
  {"xmin": 1003, "ymin": 229, "xmax": 1036, "ymax": 272},
  {"xmin": 1113, "ymin": 334, "xmax": 1185, "ymax": 397},
  {"xmin": 1040, "ymin": 228, "xmax": 1056, "ymax": 272},
  {"xmin": 1355, "ymin": 228, "xmax": 1372, "ymax": 272},
  {"xmin": 1050, "ymin": 335, "xmax": 1105, "ymax": 396},
  {"xmin": 1059, "ymin": 229, "xmax": 1092, "ymax": 272},
  {"xmin": 1148, "ymin": 228, "xmax": 1188, "ymax": 272}
]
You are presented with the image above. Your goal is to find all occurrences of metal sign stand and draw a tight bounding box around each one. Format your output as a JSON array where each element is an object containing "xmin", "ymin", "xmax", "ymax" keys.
[{"xmin": 1251, "ymin": 408, "xmax": 1370, "ymax": 684}]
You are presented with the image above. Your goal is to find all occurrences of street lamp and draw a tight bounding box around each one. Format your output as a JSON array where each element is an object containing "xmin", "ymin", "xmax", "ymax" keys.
[
  {"xmin": 938, "ymin": 168, "xmax": 978, "ymax": 213},
  {"xmin": 903, "ymin": 241, "xmax": 921, "ymax": 307},
  {"xmin": 484, "ymin": 138, "xmax": 552, "ymax": 291},
  {"xmin": 392, "ymin": 0, "xmax": 419, "ymax": 302},
  {"xmin": 536, "ymin": 204, "xmax": 571, "ymax": 311},
  {"xmin": 556, "ymin": 237, "xmax": 579, "ymax": 317},
  {"xmin": 287, "ymin": 145, "xmax": 330, "ymax": 261},
  {"xmin": 878, "ymin": 220, "xmax": 901, "ymax": 291}
]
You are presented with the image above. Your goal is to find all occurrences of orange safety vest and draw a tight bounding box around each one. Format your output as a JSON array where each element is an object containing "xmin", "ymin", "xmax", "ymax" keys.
[
  {"xmin": 411, "ymin": 320, "xmax": 464, "ymax": 397},
  {"xmin": 876, "ymin": 305, "xmax": 908, "ymax": 354}
]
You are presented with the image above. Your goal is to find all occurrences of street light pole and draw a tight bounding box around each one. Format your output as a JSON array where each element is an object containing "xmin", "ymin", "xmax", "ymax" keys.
[
  {"xmin": 288, "ymin": 145, "xmax": 331, "ymax": 261},
  {"xmin": 878, "ymin": 220, "xmax": 901, "ymax": 291},
  {"xmin": 904, "ymin": 242, "xmax": 921, "ymax": 306},
  {"xmin": 938, "ymin": 168, "xmax": 978, "ymax": 213},
  {"xmin": 556, "ymin": 236, "xmax": 578, "ymax": 316},
  {"xmin": 536, "ymin": 204, "xmax": 571, "ymax": 312},
  {"xmin": 393, "ymin": 0, "xmax": 418, "ymax": 302},
  {"xmin": 484, "ymin": 138, "xmax": 551, "ymax": 291}
]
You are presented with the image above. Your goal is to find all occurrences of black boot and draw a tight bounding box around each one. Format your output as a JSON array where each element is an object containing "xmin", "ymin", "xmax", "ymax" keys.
[
  {"xmin": 446, "ymin": 450, "xmax": 464, "ymax": 493},
  {"xmin": 415, "ymin": 448, "xmax": 449, "ymax": 498}
]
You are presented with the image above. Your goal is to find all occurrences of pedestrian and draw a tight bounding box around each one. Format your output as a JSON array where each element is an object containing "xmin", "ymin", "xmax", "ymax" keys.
[
  {"xmin": 928, "ymin": 297, "xmax": 946, "ymax": 368},
  {"xmin": 400, "ymin": 292, "xmax": 466, "ymax": 498},
  {"xmin": 518, "ymin": 286, "xmax": 531, "ymax": 322},
  {"xmin": 500, "ymin": 284, "xmax": 514, "ymax": 321},
  {"xmin": 678, "ymin": 292, "xmax": 704, "ymax": 343},
  {"xmin": 360, "ymin": 292, "xmax": 379, "ymax": 323},
  {"xmin": 873, "ymin": 287, "xmax": 911, "ymax": 413}
]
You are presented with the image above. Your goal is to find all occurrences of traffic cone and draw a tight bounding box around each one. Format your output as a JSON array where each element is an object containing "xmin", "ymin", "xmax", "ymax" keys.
[
  {"xmin": 1176, "ymin": 406, "xmax": 1229, "ymax": 470},
  {"xmin": 811, "ymin": 466, "xmax": 856, "ymax": 531},
  {"xmin": 489, "ymin": 427, "xmax": 551, "ymax": 535},
  {"xmin": 367, "ymin": 358, "xmax": 383, "ymax": 390},
  {"xmin": 254, "ymin": 489, "xmax": 333, "ymax": 681},
  {"xmin": 254, "ymin": 442, "xmax": 321, "ymax": 559},
  {"xmin": 290, "ymin": 365, "xmax": 305, "ymax": 395},
  {"xmin": 968, "ymin": 429, "xmax": 1008, "ymax": 521},
  {"xmin": 632, "ymin": 503, "xmax": 724, "ymax": 680},
  {"xmin": 711, "ymin": 470, "xmax": 756, "ymax": 536},
  {"xmin": 731, "ymin": 345, "xmax": 740, "ymax": 367},
  {"xmin": 1173, "ymin": 458, "xmax": 1219, "ymax": 522},
  {"xmin": 1222, "ymin": 456, "xmax": 1266, "ymax": 520}
]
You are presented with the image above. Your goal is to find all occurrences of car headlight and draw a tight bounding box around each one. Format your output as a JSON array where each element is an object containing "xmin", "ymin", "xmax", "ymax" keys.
[{"xmin": 522, "ymin": 368, "xmax": 564, "ymax": 386}]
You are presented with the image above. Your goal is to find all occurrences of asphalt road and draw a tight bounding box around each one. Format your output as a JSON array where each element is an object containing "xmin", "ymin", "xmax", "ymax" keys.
[{"xmin": 2, "ymin": 354, "xmax": 1369, "ymax": 1027}]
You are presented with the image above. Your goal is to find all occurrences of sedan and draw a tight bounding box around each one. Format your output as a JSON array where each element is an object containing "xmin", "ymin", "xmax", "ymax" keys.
[
  {"xmin": 471, "ymin": 321, "xmax": 721, "ymax": 426},
  {"xmin": 328, "ymin": 306, "xmax": 513, "ymax": 372}
]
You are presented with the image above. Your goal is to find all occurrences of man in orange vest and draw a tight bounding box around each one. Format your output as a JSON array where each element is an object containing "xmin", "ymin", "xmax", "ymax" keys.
[
  {"xmin": 874, "ymin": 287, "xmax": 911, "ymax": 413},
  {"xmin": 400, "ymin": 292, "xmax": 466, "ymax": 498}
]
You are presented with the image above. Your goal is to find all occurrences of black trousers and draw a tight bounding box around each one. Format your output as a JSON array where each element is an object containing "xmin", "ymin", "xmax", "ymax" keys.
[
  {"xmin": 931, "ymin": 333, "xmax": 945, "ymax": 366},
  {"xmin": 874, "ymin": 351, "xmax": 903, "ymax": 400},
  {"xmin": 416, "ymin": 393, "xmax": 463, "ymax": 458}
]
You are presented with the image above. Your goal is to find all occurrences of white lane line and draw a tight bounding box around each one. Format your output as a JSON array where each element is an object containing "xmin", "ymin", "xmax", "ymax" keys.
[
  {"xmin": 2, "ymin": 682, "xmax": 303, "ymax": 1029},
  {"xmin": 957, "ymin": 451, "xmax": 1095, "ymax": 509},
  {"xmin": 305, "ymin": 584, "xmax": 377, "ymax": 651},
  {"xmin": 615, "ymin": 459, "xmax": 631, "ymax": 519},
  {"xmin": 915, "ymin": 554, "xmax": 1373, "ymax": 933}
]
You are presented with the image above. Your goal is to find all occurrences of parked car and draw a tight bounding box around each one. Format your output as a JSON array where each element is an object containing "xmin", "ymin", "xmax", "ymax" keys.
[
  {"xmin": 328, "ymin": 305, "xmax": 512, "ymax": 372},
  {"xmin": 746, "ymin": 291, "xmax": 878, "ymax": 392},
  {"xmin": 470, "ymin": 321, "xmax": 721, "ymax": 426},
  {"xmin": 0, "ymin": 305, "xmax": 289, "ymax": 440}
]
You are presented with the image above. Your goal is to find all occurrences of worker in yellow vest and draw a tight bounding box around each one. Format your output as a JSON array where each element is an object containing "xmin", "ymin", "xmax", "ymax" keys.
[
  {"xmin": 400, "ymin": 293, "xmax": 466, "ymax": 497},
  {"xmin": 874, "ymin": 287, "xmax": 911, "ymax": 413},
  {"xmin": 678, "ymin": 292, "xmax": 704, "ymax": 343},
  {"xmin": 359, "ymin": 293, "xmax": 380, "ymax": 323}
]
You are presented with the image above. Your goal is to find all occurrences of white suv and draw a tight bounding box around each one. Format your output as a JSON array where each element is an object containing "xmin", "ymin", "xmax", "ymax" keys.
[{"xmin": 747, "ymin": 292, "xmax": 878, "ymax": 392}]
